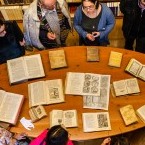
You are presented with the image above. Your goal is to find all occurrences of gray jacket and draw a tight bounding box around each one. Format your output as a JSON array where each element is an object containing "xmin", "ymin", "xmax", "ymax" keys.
[{"xmin": 23, "ymin": 0, "xmax": 72, "ymax": 50}]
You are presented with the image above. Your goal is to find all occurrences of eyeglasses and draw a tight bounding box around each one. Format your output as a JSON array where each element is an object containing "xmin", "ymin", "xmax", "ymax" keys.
[{"xmin": 83, "ymin": 5, "xmax": 95, "ymax": 10}]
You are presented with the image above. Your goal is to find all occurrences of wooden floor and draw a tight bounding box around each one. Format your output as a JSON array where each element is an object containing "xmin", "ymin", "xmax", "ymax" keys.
[{"xmin": 19, "ymin": 19, "xmax": 145, "ymax": 145}]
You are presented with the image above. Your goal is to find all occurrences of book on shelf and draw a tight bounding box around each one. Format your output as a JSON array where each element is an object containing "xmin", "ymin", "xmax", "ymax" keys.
[
  {"xmin": 87, "ymin": 47, "xmax": 100, "ymax": 62},
  {"xmin": 136, "ymin": 105, "xmax": 145, "ymax": 124},
  {"xmin": 125, "ymin": 58, "xmax": 145, "ymax": 81},
  {"xmin": 48, "ymin": 49, "xmax": 67, "ymax": 69},
  {"xmin": 82, "ymin": 112, "xmax": 111, "ymax": 132},
  {"xmin": 108, "ymin": 51, "xmax": 123, "ymax": 67},
  {"xmin": 120, "ymin": 105, "xmax": 138, "ymax": 126},
  {"xmin": 29, "ymin": 105, "xmax": 47, "ymax": 122},
  {"xmin": 112, "ymin": 78, "xmax": 140, "ymax": 97},
  {"xmin": 0, "ymin": 90, "xmax": 24, "ymax": 125},
  {"xmin": 7, "ymin": 54, "xmax": 45, "ymax": 85},
  {"xmin": 65, "ymin": 72, "xmax": 101, "ymax": 96},
  {"xmin": 50, "ymin": 109, "xmax": 78, "ymax": 128},
  {"xmin": 83, "ymin": 75, "xmax": 111, "ymax": 110},
  {"xmin": 28, "ymin": 79, "xmax": 65, "ymax": 108}
]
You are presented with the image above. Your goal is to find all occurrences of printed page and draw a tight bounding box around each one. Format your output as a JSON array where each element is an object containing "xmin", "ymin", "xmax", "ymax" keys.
[
  {"xmin": 7, "ymin": 57, "xmax": 28, "ymax": 84},
  {"xmin": 87, "ymin": 47, "xmax": 99, "ymax": 62},
  {"xmin": 24, "ymin": 54, "xmax": 45, "ymax": 79},
  {"xmin": 136, "ymin": 105, "xmax": 145, "ymax": 123},
  {"xmin": 125, "ymin": 59, "xmax": 142, "ymax": 76},
  {"xmin": 63, "ymin": 110, "xmax": 78, "ymax": 128},
  {"xmin": 83, "ymin": 75, "xmax": 110, "ymax": 110},
  {"xmin": 0, "ymin": 90, "xmax": 24, "ymax": 125},
  {"xmin": 28, "ymin": 81, "xmax": 47, "ymax": 107},
  {"xmin": 82, "ymin": 112, "xmax": 111, "ymax": 132},
  {"xmin": 138, "ymin": 65, "xmax": 145, "ymax": 81},
  {"xmin": 65, "ymin": 72, "xmax": 101, "ymax": 96},
  {"xmin": 50, "ymin": 110, "xmax": 63, "ymax": 127},
  {"xmin": 45, "ymin": 79, "xmax": 65, "ymax": 104},
  {"xmin": 126, "ymin": 78, "xmax": 140, "ymax": 94}
]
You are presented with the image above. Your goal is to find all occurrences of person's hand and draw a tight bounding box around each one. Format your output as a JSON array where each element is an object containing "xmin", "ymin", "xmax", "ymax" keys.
[
  {"xmin": 19, "ymin": 38, "xmax": 26, "ymax": 46},
  {"xmin": 101, "ymin": 137, "xmax": 111, "ymax": 145},
  {"xmin": 92, "ymin": 31, "xmax": 100, "ymax": 38},
  {"xmin": 86, "ymin": 33, "xmax": 95, "ymax": 41},
  {"xmin": 14, "ymin": 133, "xmax": 27, "ymax": 140},
  {"xmin": 47, "ymin": 32, "xmax": 56, "ymax": 40}
]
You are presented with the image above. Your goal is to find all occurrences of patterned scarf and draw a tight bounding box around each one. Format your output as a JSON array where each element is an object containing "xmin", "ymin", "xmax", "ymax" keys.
[{"xmin": 37, "ymin": 0, "xmax": 70, "ymax": 48}]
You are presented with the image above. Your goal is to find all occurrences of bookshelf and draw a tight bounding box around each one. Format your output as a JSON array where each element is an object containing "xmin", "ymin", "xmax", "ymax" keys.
[{"xmin": 0, "ymin": 0, "xmax": 122, "ymax": 20}]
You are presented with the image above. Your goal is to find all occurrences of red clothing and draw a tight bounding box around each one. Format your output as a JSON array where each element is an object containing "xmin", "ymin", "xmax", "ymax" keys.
[{"xmin": 30, "ymin": 129, "xmax": 74, "ymax": 145}]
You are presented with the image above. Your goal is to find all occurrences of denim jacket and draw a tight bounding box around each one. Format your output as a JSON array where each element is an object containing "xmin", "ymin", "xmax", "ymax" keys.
[{"xmin": 73, "ymin": 3, "xmax": 115, "ymax": 45}]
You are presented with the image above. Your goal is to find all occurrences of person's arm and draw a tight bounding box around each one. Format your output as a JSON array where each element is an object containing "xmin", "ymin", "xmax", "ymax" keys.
[
  {"xmin": 73, "ymin": 6, "xmax": 88, "ymax": 39},
  {"xmin": 101, "ymin": 138, "xmax": 111, "ymax": 145}
]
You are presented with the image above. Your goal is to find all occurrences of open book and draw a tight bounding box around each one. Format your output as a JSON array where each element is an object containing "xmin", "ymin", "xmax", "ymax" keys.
[
  {"xmin": 0, "ymin": 90, "xmax": 24, "ymax": 125},
  {"xmin": 50, "ymin": 110, "xmax": 78, "ymax": 128},
  {"xmin": 108, "ymin": 51, "xmax": 123, "ymax": 67},
  {"xmin": 86, "ymin": 47, "xmax": 100, "ymax": 62},
  {"xmin": 29, "ymin": 105, "xmax": 47, "ymax": 122},
  {"xmin": 7, "ymin": 54, "xmax": 45, "ymax": 85},
  {"xmin": 65, "ymin": 72, "xmax": 101, "ymax": 96},
  {"xmin": 83, "ymin": 75, "xmax": 111, "ymax": 110},
  {"xmin": 125, "ymin": 58, "xmax": 145, "ymax": 81},
  {"xmin": 28, "ymin": 79, "xmax": 65, "ymax": 107},
  {"xmin": 136, "ymin": 105, "xmax": 145, "ymax": 123},
  {"xmin": 112, "ymin": 78, "xmax": 140, "ymax": 97},
  {"xmin": 120, "ymin": 105, "xmax": 138, "ymax": 126},
  {"xmin": 48, "ymin": 49, "xmax": 67, "ymax": 69},
  {"xmin": 82, "ymin": 112, "xmax": 111, "ymax": 132}
]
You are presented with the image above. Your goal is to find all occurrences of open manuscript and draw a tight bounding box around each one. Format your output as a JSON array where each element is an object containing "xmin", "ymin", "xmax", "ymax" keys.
[
  {"xmin": 7, "ymin": 54, "xmax": 45, "ymax": 85},
  {"xmin": 83, "ymin": 75, "xmax": 111, "ymax": 110},
  {"xmin": 82, "ymin": 112, "xmax": 111, "ymax": 132},
  {"xmin": 125, "ymin": 58, "xmax": 145, "ymax": 81},
  {"xmin": 50, "ymin": 109, "xmax": 78, "ymax": 128},
  {"xmin": 136, "ymin": 105, "xmax": 145, "ymax": 124},
  {"xmin": 65, "ymin": 72, "xmax": 101, "ymax": 96},
  {"xmin": 28, "ymin": 79, "xmax": 65, "ymax": 107},
  {"xmin": 0, "ymin": 90, "xmax": 24, "ymax": 125},
  {"xmin": 112, "ymin": 78, "xmax": 140, "ymax": 97}
]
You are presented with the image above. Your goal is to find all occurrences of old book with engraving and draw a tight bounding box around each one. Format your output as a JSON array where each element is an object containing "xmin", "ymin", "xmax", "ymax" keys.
[
  {"xmin": 28, "ymin": 79, "xmax": 65, "ymax": 107},
  {"xmin": 65, "ymin": 72, "xmax": 101, "ymax": 96},
  {"xmin": 82, "ymin": 112, "xmax": 111, "ymax": 132},
  {"xmin": 113, "ymin": 78, "xmax": 140, "ymax": 97},
  {"xmin": 83, "ymin": 75, "xmax": 111, "ymax": 110},
  {"xmin": 29, "ymin": 105, "xmax": 47, "ymax": 122},
  {"xmin": 136, "ymin": 105, "xmax": 145, "ymax": 123},
  {"xmin": 87, "ymin": 47, "xmax": 100, "ymax": 62},
  {"xmin": 120, "ymin": 105, "xmax": 138, "ymax": 126},
  {"xmin": 49, "ymin": 49, "xmax": 67, "ymax": 69},
  {"xmin": 0, "ymin": 90, "xmax": 24, "ymax": 125},
  {"xmin": 50, "ymin": 109, "xmax": 78, "ymax": 128},
  {"xmin": 108, "ymin": 51, "xmax": 123, "ymax": 67},
  {"xmin": 7, "ymin": 54, "xmax": 45, "ymax": 85},
  {"xmin": 125, "ymin": 58, "xmax": 145, "ymax": 81}
]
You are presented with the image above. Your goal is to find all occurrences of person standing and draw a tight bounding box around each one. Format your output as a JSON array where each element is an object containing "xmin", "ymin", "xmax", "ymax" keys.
[
  {"xmin": 120, "ymin": 0, "xmax": 141, "ymax": 50},
  {"xmin": 136, "ymin": 0, "xmax": 145, "ymax": 53},
  {"xmin": 73, "ymin": 0, "xmax": 115, "ymax": 46},
  {"xmin": 23, "ymin": 0, "xmax": 72, "ymax": 50}
]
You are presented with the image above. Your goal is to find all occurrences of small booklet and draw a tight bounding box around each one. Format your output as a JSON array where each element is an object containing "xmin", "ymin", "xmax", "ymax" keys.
[
  {"xmin": 0, "ymin": 90, "xmax": 24, "ymax": 125},
  {"xmin": 136, "ymin": 105, "xmax": 145, "ymax": 124},
  {"xmin": 112, "ymin": 78, "xmax": 140, "ymax": 97},
  {"xmin": 65, "ymin": 72, "xmax": 101, "ymax": 96},
  {"xmin": 7, "ymin": 54, "xmax": 45, "ymax": 85},
  {"xmin": 82, "ymin": 112, "xmax": 111, "ymax": 132},
  {"xmin": 29, "ymin": 105, "xmax": 47, "ymax": 122},
  {"xmin": 125, "ymin": 58, "xmax": 145, "ymax": 81},
  {"xmin": 48, "ymin": 49, "xmax": 67, "ymax": 69},
  {"xmin": 108, "ymin": 51, "xmax": 123, "ymax": 67},
  {"xmin": 120, "ymin": 105, "xmax": 138, "ymax": 126},
  {"xmin": 28, "ymin": 79, "xmax": 65, "ymax": 107},
  {"xmin": 50, "ymin": 109, "xmax": 78, "ymax": 128},
  {"xmin": 87, "ymin": 47, "xmax": 100, "ymax": 62}
]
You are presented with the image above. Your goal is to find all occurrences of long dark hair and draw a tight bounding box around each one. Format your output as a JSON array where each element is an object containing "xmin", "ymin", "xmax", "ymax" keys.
[
  {"xmin": 82, "ymin": 0, "xmax": 99, "ymax": 9},
  {"xmin": 0, "ymin": 19, "xmax": 4, "ymax": 27},
  {"xmin": 45, "ymin": 125, "xmax": 69, "ymax": 145}
]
